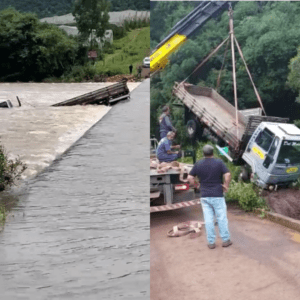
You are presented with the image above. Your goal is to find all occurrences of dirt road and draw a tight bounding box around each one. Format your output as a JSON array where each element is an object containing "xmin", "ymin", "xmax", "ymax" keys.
[{"xmin": 151, "ymin": 204, "xmax": 300, "ymax": 300}]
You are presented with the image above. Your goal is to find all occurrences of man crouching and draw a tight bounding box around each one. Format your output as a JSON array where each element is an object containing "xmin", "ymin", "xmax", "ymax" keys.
[
  {"xmin": 188, "ymin": 144, "xmax": 232, "ymax": 249},
  {"xmin": 156, "ymin": 131, "xmax": 181, "ymax": 163}
]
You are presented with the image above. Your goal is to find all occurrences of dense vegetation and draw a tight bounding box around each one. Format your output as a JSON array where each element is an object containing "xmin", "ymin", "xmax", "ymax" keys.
[
  {"xmin": 0, "ymin": 0, "xmax": 150, "ymax": 18},
  {"xmin": 59, "ymin": 26, "xmax": 150, "ymax": 82},
  {"xmin": 0, "ymin": 7, "xmax": 149, "ymax": 82},
  {"xmin": 0, "ymin": 145, "xmax": 26, "ymax": 223},
  {"xmin": 72, "ymin": 0, "xmax": 110, "ymax": 47},
  {"xmin": 150, "ymin": 1, "xmax": 300, "ymax": 141},
  {"xmin": 0, "ymin": 146, "xmax": 26, "ymax": 193},
  {"xmin": 0, "ymin": 8, "xmax": 82, "ymax": 81}
]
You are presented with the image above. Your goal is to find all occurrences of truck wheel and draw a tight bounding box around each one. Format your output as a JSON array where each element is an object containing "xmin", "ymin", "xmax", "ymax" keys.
[
  {"xmin": 186, "ymin": 119, "xmax": 197, "ymax": 139},
  {"xmin": 216, "ymin": 138, "xmax": 226, "ymax": 148},
  {"xmin": 240, "ymin": 167, "xmax": 250, "ymax": 181},
  {"xmin": 187, "ymin": 119, "xmax": 203, "ymax": 142}
]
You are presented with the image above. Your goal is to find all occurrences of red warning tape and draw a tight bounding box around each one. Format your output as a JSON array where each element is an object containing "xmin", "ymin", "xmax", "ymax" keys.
[{"xmin": 150, "ymin": 199, "xmax": 200, "ymax": 213}]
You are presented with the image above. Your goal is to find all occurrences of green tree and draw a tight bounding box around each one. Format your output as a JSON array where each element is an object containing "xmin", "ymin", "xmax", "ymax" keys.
[
  {"xmin": 288, "ymin": 45, "xmax": 300, "ymax": 103},
  {"xmin": 72, "ymin": 0, "xmax": 110, "ymax": 48},
  {"xmin": 150, "ymin": 1, "xmax": 300, "ymax": 137},
  {"xmin": 0, "ymin": 8, "xmax": 78, "ymax": 81}
]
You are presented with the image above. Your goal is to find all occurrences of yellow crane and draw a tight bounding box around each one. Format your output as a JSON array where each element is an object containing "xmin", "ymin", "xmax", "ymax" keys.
[{"xmin": 150, "ymin": 1, "xmax": 230, "ymax": 73}]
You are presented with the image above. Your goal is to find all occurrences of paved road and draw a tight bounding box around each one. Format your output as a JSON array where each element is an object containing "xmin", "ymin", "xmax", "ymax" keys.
[
  {"xmin": 0, "ymin": 79, "xmax": 150, "ymax": 300},
  {"xmin": 151, "ymin": 204, "xmax": 300, "ymax": 300}
]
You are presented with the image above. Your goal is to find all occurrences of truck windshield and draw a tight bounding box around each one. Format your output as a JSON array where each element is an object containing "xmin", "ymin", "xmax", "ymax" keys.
[{"xmin": 277, "ymin": 140, "xmax": 300, "ymax": 164}]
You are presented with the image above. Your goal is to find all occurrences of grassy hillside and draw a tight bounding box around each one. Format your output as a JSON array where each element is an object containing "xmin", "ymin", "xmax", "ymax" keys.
[{"xmin": 95, "ymin": 26, "xmax": 150, "ymax": 75}]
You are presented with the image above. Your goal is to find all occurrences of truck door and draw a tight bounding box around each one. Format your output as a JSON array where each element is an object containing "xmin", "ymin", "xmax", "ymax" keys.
[
  {"xmin": 262, "ymin": 137, "xmax": 280, "ymax": 170},
  {"xmin": 251, "ymin": 128, "xmax": 275, "ymax": 184}
]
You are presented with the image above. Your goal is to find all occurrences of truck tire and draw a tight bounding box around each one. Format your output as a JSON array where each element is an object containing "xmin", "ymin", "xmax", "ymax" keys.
[
  {"xmin": 186, "ymin": 120, "xmax": 197, "ymax": 138},
  {"xmin": 186, "ymin": 119, "xmax": 202, "ymax": 143},
  {"xmin": 240, "ymin": 166, "xmax": 250, "ymax": 181},
  {"xmin": 216, "ymin": 138, "xmax": 226, "ymax": 148}
]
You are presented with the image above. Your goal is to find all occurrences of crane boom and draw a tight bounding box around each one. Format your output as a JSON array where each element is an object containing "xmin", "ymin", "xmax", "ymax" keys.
[{"xmin": 150, "ymin": 1, "xmax": 229, "ymax": 72}]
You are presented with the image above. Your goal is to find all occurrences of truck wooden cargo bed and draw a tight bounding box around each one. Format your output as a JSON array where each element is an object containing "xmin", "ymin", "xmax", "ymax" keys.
[
  {"xmin": 173, "ymin": 82, "xmax": 247, "ymax": 149},
  {"xmin": 52, "ymin": 79, "xmax": 130, "ymax": 107}
]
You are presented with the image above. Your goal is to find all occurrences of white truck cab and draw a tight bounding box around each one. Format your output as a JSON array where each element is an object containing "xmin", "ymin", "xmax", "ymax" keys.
[{"xmin": 242, "ymin": 122, "xmax": 300, "ymax": 188}]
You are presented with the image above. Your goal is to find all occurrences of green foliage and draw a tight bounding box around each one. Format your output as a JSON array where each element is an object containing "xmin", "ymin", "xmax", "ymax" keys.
[
  {"xmin": 0, "ymin": 145, "xmax": 26, "ymax": 192},
  {"xmin": 185, "ymin": 141, "xmax": 266, "ymax": 212},
  {"xmin": 109, "ymin": 0, "xmax": 149, "ymax": 12},
  {"xmin": 294, "ymin": 120, "xmax": 300, "ymax": 128},
  {"xmin": 102, "ymin": 42, "xmax": 115, "ymax": 54},
  {"xmin": 0, "ymin": 205, "xmax": 6, "ymax": 223},
  {"xmin": 150, "ymin": 1, "xmax": 300, "ymax": 136},
  {"xmin": 292, "ymin": 177, "xmax": 300, "ymax": 190},
  {"xmin": 72, "ymin": 0, "xmax": 110, "ymax": 48},
  {"xmin": 123, "ymin": 14, "xmax": 150, "ymax": 31},
  {"xmin": 0, "ymin": 0, "xmax": 75, "ymax": 18},
  {"xmin": 61, "ymin": 62, "xmax": 97, "ymax": 82},
  {"xmin": 0, "ymin": 0, "xmax": 149, "ymax": 18},
  {"xmin": 288, "ymin": 45, "xmax": 300, "ymax": 104},
  {"xmin": 43, "ymin": 26, "xmax": 149, "ymax": 82},
  {"xmin": 225, "ymin": 181, "xmax": 267, "ymax": 212},
  {"xmin": 0, "ymin": 8, "xmax": 79, "ymax": 81},
  {"xmin": 107, "ymin": 23, "xmax": 127, "ymax": 40},
  {"xmin": 94, "ymin": 27, "xmax": 150, "ymax": 75}
]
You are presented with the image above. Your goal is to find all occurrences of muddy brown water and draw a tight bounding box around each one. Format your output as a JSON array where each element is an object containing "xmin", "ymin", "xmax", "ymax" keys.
[{"xmin": 0, "ymin": 80, "xmax": 150, "ymax": 299}]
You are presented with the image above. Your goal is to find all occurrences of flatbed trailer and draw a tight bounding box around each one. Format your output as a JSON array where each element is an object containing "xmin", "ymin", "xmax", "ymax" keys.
[{"xmin": 150, "ymin": 138, "xmax": 197, "ymax": 212}]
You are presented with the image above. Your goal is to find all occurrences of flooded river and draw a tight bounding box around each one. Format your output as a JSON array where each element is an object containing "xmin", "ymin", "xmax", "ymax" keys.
[{"xmin": 0, "ymin": 80, "xmax": 150, "ymax": 299}]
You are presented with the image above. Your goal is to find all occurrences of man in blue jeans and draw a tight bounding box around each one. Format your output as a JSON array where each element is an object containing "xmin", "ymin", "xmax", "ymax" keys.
[
  {"xmin": 188, "ymin": 145, "xmax": 232, "ymax": 249},
  {"xmin": 156, "ymin": 131, "xmax": 181, "ymax": 162}
]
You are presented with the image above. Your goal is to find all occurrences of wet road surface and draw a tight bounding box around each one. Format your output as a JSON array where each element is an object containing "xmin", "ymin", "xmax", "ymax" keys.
[
  {"xmin": 0, "ymin": 79, "xmax": 150, "ymax": 299},
  {"xmin": 151, "ymin": 205, "xmax": 300, "ymax": 300}
]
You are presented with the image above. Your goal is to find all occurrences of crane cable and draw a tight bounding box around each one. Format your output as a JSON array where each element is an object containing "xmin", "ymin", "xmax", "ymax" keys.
[
  {"xmin": 229, "ymin": 7, "xmax": 239, "ymax": 146},
  {"xmin": 216, "ymin": 38, "xmax": 230, "ymax": 91},
  {"xmin": 182, "ymin": 36, "xmax": 230, "ymax": 84},
  {"xmin": 180, "ymin": 4, "xmax": 266, "ymax": 147},
  {"xmin": 233, "ymin": 36, "xmax": 266, "ymax": 116}
]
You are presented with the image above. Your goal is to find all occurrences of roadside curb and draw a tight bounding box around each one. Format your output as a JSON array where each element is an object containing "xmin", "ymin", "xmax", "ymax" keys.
[{"xmin": 255, "ymin": 208, "xmax": 300, "ymax": 233}]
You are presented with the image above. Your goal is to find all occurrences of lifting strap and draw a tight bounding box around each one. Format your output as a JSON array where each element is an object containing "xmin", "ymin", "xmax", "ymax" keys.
[
  {"xmin": 181, "ymin": 6, "xmax": 266, "ymax": 147},
  {"xmin": 229, "ymin": 8, "xmax": 239, "ymax": 146},
  {"xmin": 234, "ymin": 36, "xmax": 267, "ymax": 116},
  {"xmin": 182, "ymin": 36, "xmax": 230, "ymax": 83},
  {"xmin": 216, "ymin": 39, "xmax": 230, "ymax": 90}
]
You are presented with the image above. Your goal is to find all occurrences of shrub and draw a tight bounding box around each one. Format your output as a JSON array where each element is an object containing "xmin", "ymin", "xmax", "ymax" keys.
[
  {"xmin": 0, "ymin": 205, "xmax": 6, "ymax": 223},
  {"xmin": 190, "ymin": 141, "xmax": 267, "ymax": 211},
  {"xmin": 103, "ymin": 43, "xmax": 115, "ymax": 54},
  {"xmin": 0, "ymin": 145, "xmax": 27, "ymax": 192},
  {"xmin": 225, "ymin": 180, "xmax": 266, "ymax": 211},
  {"xmin": 294, "ymin": 119, "xmax": 300, "ymax": 128},
  {"xmin": 105, "ymin": 67, "xmax": 123, "ymax": 77}
]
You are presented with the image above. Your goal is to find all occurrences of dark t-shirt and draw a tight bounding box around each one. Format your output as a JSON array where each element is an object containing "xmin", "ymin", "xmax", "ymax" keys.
[{"xmin": 189, "ymin": 158, "xmax": 229, "ymax": 197}]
